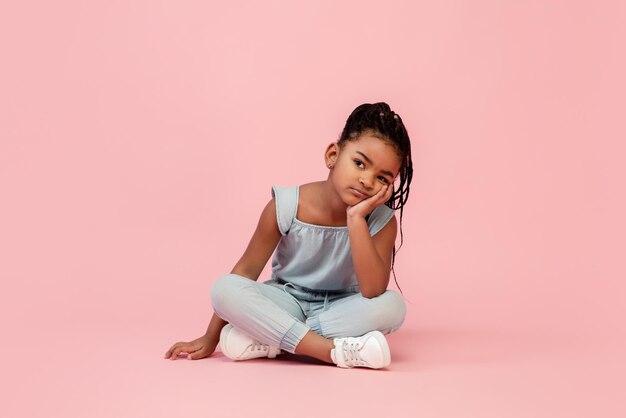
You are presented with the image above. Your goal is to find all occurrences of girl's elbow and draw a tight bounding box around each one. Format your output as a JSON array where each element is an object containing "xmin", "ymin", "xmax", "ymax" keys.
[
  {"xmin": 360, "ymin": 285, "xmax": 388, "ymax": 299},
  {"xmin": 357, "ymin": 273, "xmax": 390, "ymax": 298}
]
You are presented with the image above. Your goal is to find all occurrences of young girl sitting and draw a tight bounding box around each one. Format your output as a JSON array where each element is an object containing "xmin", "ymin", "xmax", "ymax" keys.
[{"xmin": 165, "ymin": 102, "xmax": 413, "ymax": 369}]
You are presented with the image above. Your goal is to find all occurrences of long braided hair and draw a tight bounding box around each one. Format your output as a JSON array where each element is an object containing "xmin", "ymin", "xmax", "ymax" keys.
[{"xmin": 337, "ymin": 102, "xmax": 413, "ymax": 293}]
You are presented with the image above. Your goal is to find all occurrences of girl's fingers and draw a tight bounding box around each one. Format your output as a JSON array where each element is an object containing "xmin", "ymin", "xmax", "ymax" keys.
[
  {"xmin": 175, "ymin": 343, "xmax": 204, "ymax": 359},
  {"xmin": 378, "ymin": 184, "xmax": 391, "ymax": 203},
  {"xmin": 168, "ymin": 344, "xmax": 191, "ymax": 360},
  {"xmin": 165, "ymin": 342, "xmax": 185, "ymax": 357},
  {"xmin": 168, "ymin": 347, "xmax": 180, "ymax": 360},
  {"xmin": 185, "ymin": 345, "xmax": 200, "ymax": 354},
  {"xmin": 370, "ymin": 185, "xmax": 386, "ymax": 201},
  {"xmin": 187, "ymin": 347, "xmax": 207, "ymax": 360},
  {"xmin": 164, "ymin": 342, "xmax": 181, "ymax": 358},
  {"xmin": 164, "ymin": 340, "xmax": 206, "ymax": 359}
]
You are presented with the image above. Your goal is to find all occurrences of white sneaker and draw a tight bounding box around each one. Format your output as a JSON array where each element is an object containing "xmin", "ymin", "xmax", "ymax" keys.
[
  {"xmin": 331, "ymin": 331, "xmax": 391, "ymax": 369},
  {"xmin": 219, "ymin": 324, "xmax": 282, "ymax": 361}
]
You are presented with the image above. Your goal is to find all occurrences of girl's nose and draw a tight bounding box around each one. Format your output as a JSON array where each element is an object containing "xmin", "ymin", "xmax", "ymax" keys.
[{"xmin": 359, "ymin": 176, "xmax": 374, "ymax": 189}]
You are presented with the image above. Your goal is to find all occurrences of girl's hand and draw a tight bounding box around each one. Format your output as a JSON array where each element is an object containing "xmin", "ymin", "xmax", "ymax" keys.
[
  {"xmin": 346, "ymin": 184, "xmax": 393, "ymax": 220},
  {"xmin": 164, "ymin": 334, "xmax": 219, "ymax": 360}
]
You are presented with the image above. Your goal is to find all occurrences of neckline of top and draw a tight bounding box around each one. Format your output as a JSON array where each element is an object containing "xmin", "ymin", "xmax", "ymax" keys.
[
  {"xmin": 293, "ymin": 217, "xmax": 348, "ymax": 230},
  {"xmin": 294, "ymin": 185, "xmax": 349, "ymax": 229}
]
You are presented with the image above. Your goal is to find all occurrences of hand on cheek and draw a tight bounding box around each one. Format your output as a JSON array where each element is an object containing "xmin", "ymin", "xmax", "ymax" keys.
[
  {"xmin": 377, "ymin": 184, "xmax": 393, "ymax": 206},
  {"xmin": 347, "ymin": 184, "xmax": 392, "ymax": 220}
]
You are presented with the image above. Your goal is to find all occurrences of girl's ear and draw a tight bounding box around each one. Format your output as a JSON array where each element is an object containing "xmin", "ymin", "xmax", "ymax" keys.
[{"xmin": 324, "ymin": 142, "xmax": 339, "ymax": 168}]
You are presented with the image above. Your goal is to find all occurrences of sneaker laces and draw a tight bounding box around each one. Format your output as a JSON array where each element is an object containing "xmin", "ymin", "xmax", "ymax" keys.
[
  {"xmin": 342, "ymin": 340, "xmax": 367, "ymax": 367},
  {"xmin": 250, "ymin": 341, "xmax": 268, "ymax": 351}
]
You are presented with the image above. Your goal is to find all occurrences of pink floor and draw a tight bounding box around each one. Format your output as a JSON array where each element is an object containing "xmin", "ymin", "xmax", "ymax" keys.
[
  {"xmin": 3, "ymin": 258, "xmax": 624, "ymax": 417},
  {"xmin": 5, "ymin": 322, "xmax": 625, "ymax": 417}
]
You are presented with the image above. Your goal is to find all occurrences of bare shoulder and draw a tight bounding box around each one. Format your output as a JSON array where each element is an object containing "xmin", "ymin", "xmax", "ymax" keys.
[
  {"xmin": 298, "ymin": 181, "xmax": 324, "ymax": 196},
  {"xmin": 258, "ymin": 195, "xmax": 279, "ymax": 232},
  {"xmin": 295, "ymin": 181, "xmax": 324, "ymax": 223}
]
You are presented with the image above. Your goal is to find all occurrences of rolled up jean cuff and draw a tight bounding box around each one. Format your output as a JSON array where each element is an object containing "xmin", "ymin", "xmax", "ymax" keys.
[{"xmin": 279, "ymin": 320, "xmax": 311, "ymax": 353}]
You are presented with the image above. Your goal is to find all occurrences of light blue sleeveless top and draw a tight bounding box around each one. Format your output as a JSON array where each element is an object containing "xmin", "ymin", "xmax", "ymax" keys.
[{"xmin": 270, "ymin": 185, "xmax": 395, "ymax": 291}]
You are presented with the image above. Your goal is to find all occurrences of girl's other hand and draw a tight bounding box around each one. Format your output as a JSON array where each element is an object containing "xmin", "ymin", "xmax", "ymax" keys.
[
  {"xmin": 346, "ymin": 184, "xmax": 393, "ymax": 220},
  {"xmin": 164, "ymin": 334, "xmax": 219, "ymax": 360}
]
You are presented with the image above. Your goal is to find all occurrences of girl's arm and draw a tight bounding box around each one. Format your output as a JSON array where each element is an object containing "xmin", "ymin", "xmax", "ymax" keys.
[
  {"xmin": 347, "ymin": 184, "xmax": 397, "ymax": 298},
  {"xmin": 164, "ymin": 198, "xmax": 281, "ymax": 360},
  {"xmin": 203, "ymin": 197, "xmax": 282, "ymax": 335},
  {"xmin": 229, "ymin": 197, "xmax": 283, "ymax": 280}
]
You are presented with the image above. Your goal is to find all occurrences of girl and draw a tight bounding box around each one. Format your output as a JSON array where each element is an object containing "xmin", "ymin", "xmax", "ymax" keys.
[{"xmin": 164, "ymin": 102, "xmax": 413, "ymax": 369}]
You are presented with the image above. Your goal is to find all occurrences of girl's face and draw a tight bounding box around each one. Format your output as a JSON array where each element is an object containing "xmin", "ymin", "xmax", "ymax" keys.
[{"xmin": 326, "ymin": 134, "xmax": 403, "ymax": 206}]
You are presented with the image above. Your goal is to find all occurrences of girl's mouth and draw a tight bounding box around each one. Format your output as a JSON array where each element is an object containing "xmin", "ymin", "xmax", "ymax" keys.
[{"xmin": 350, "ymin": 188, "xmax": 369, "ymax": 198}]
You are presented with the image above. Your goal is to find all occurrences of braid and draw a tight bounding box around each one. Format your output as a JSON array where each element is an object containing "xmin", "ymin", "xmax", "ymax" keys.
[{"xmin": 338, "ymin": 102, "xmax": 413, "ymax": 294}]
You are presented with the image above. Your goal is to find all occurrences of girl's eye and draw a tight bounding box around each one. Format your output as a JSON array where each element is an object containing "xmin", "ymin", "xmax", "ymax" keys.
[
  {"xmin": 378, "ymin": 177, "xmax": 389, "ymax": 184},
  {"xmin": 354, "ymin": 159, "xmax": 365, "ymax": 168}
]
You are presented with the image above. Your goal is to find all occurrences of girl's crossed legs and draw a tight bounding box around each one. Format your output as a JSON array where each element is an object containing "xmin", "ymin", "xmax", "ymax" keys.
[{"xmin": 210, "ymin": 274, "xmax": 406, "ymax": 363}]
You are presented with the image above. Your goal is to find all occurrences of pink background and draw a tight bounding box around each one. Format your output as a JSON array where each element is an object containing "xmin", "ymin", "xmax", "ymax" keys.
[{"xmin": 1, "ymin": 1, "xmax": 625, "ymax": 417}]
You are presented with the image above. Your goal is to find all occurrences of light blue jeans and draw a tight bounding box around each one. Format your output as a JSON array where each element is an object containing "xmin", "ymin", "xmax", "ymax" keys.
[{"xmin": 210, "ymin": 274, "xmax": 407, "ymax": 354}]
